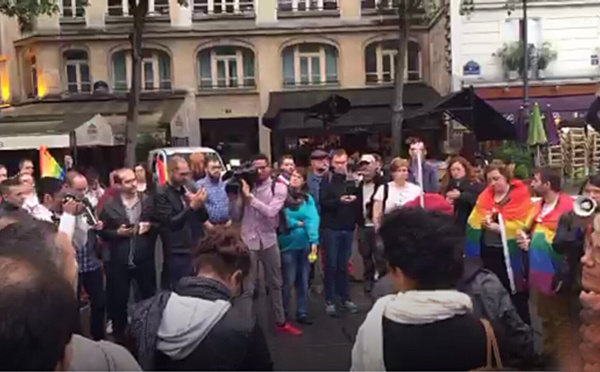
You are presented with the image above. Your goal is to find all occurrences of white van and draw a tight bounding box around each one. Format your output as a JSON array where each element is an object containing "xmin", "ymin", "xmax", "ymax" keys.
[{"xmin": 148, "ymin": 147, "xmax": 224, "ymax": 185}]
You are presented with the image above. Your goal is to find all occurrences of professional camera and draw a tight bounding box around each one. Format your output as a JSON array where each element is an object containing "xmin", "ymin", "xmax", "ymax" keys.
[
  {"xmin": 63, "ymin": 193, "xmax": 99, "ymax": 226},
  {"xmin": 223, "ymin": 162, "xmax": 259, "ymax": 194}
]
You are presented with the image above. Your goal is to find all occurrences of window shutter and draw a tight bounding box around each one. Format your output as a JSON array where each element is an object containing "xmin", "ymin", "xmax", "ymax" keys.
[
  {"xmin": 324, "ymin": 45, "xmax": 337, "ymax": 83},
  {"xmin": 365, "ymin": 43, "xmax": 377, "ymax": 83},
  {"xmin": 113, "ymin": 52, "xmax": 127, "ymax": 91},
  {"xmin": 158, "ymin": 52, "xmax": 171, "ymax": 90},
  {"xmin": 242, "ymin": 49, "xmax": 255, "ymax": 87},
  {"xmin": 199, "ymin": 50, "xmax": 212, "ymax": 88},
  {"xmin": 282, "ymin": 48, "xmax": 295, "ymax": 86}
]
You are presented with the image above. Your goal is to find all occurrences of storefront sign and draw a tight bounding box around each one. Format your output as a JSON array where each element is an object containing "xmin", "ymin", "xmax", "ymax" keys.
[
  {"xmin": 592, "ymin": 54, "xmax": 599, "ymax": 66},
  {"xmin": 463, "ymin": 60, "xmax": 481, "ymax": 76}
]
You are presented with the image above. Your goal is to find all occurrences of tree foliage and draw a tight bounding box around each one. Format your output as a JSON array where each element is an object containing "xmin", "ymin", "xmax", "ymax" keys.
[{"xmin": 0, "ymin": 0, "xmax": 58, "ymax": 28}]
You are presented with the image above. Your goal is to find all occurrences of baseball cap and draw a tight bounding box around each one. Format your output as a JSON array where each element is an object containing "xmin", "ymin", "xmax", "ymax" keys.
[
  {"xmin": 359, "ymin": 154, "xmax": 376, "ymax": 165},
  {"xmin": 310, "ymin": 149, "xmax": 329, "ymax": 160}
]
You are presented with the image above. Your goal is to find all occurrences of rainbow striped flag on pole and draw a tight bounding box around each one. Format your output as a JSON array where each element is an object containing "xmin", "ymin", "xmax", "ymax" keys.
[{"xmin": 39, "ymin": 146, "xmax": 65, "ymax": 180}]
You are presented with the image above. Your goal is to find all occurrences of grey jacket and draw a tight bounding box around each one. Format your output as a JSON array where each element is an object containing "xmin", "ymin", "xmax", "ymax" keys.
[
  {"xmin": 70, "ymin": 335, "xmax": 141, "ymax": 371},
  {"xmin": 372, "ymin": 258, "xmax": 536, "ymax": 368}
]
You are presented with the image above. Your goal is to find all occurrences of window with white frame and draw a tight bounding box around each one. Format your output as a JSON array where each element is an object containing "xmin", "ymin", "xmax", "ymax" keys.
[
  {"xmin": 278, "ymin": 0, "xmax": 337, "ymax": 11},
  {"xmin": 64, "ymin": 50, "xmax": 91, "ymax": 93},
  {"xmin": 197, "ymin": 46, "xmax": 255, "ymax": 89},
  {"xmin": 505, "ymin": 18, "xmax": 541, "ymax": 47},
  {"xmin": 107, "ymin": 0, "xmax": 169, "ymax": 16},
  {"xmin": 61, "ymin": 0, "xmax": 85, "ymax": 17},
  {"xmin": 282, "ymin": 44, "xmax": 338, "ymax": 86},
  {"xmin": 365, "ymin": 40, "xmax": 421, "ymax": 84},
  {"xmin": 112, "ymin": 49, "xmax": 171, "ymax": 91},
  {"xmin": 193, "ymin": 0, "xmax": 254, "ymax": 15}
]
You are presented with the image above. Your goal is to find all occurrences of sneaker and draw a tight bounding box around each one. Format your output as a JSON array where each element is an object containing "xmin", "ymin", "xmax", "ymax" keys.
[
  {"xmin": 325, "ymin": 302, "xmax": 339, "ymax": 318},
  {"xmin": 276, "ymin": 322, "xmax": 303, "ymax": 336},
  {"xmin": 341, "ymin": 300, "xmax": 359, "ymax": 314},
  {"xmin": 297, "ymin": 315, "xmax": 314, "ymax": 325}
]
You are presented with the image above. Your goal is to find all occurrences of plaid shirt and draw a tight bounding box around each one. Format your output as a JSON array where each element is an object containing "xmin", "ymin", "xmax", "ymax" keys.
[
  {"xmin": 196, "ymin": 176, "xmax": 230, "ymax": 223},
  {"xmin": 63, "ymin": 213, "xmax": 101, "ymax": 273}
]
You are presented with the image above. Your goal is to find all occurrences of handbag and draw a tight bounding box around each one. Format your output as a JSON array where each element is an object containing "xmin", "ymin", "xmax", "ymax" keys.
[{"xmin": 473, "ymin": 318, "xmax": 504, "ymax": 370}]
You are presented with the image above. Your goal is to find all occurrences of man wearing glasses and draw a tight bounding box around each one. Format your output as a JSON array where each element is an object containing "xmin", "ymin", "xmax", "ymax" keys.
[{"xmin": 196, "ymin": 155, "xmax": 231, "ymax": 229}]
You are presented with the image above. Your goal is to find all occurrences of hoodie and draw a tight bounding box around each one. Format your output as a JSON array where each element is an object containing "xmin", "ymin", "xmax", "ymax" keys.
[
  {"xmin": 156, "ymin": 292, "xmax": 231, "ymax": 360},
  {"xmin": 70, "ymin": 335, "xmax": 141, "ymax": 371}
]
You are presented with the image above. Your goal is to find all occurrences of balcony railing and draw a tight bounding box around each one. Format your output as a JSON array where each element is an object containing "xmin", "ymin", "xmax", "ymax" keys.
[
  {"xmin": 278, "ymin": 0, "xmax": 338, "ymax": 12},
  {"xmin": 193, "ymin": 0, "xmax": 254, "ymax": 16},
  {"xmin": 361, "ymin": 0, "xmax": 397, "ymax": 10}
]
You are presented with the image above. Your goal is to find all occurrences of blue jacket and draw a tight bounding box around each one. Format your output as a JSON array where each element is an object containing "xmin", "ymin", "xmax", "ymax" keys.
[
  {"xmin": 409, "ymin": 161, "xmax": 439, "ymax": 193},
  {"xmin": 278, "ymin": 195, "xmax": 320, "ymax": 253}
]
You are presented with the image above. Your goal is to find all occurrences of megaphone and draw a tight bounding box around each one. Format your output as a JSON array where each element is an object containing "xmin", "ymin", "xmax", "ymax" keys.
[{"xmin": 574, "ymin": 195, "xmax": 598, "ymax": 217}]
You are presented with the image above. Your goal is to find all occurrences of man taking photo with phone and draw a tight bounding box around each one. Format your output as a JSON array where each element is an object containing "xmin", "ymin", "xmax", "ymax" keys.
[{"xmin": 99, "ymin": 168, "xmax": 156, "ymax": 344}]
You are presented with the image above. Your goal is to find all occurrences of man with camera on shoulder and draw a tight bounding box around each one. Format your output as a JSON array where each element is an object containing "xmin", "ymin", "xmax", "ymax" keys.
[{"xmin": 237, "ymin": 153, "xmax": 302, "ymax": 335}]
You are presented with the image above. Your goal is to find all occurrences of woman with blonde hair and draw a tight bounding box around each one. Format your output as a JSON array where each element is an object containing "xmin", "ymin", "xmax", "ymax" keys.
[
  {"xmin": 372, "ymin": 158, "xmax": 421, "ymax": 229},
  {"xmin": 442, "ymin": 156, "xmax": 484, "ymax": 229}
]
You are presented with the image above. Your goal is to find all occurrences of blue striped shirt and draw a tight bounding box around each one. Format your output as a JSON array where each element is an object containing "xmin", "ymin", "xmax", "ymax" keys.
[{"xmin": 196, "ymin": 176, "xmax": 230, "ymax": 223}]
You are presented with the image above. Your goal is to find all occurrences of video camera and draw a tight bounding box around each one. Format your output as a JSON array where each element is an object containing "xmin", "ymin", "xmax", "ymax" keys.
[
  {"xmin": 63, "ymin": 193, "xmax": 99, "ymax": 226},
  {"xmin": 223, "ymin": 162, "xmax": 259, "ymax": 194}
]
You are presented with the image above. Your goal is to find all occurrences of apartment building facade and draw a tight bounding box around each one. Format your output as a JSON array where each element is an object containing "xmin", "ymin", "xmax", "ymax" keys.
[
  {"xmin": 450, "ymin": 0, "xmax": 600, "ymax": 129},
  {"xmin": 0, "ymin": 0, "xmax": 450, "ymax": 161}
]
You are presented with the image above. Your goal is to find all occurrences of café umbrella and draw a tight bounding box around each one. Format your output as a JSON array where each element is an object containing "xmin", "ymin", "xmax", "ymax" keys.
[{"xmin": 528, "ymin": 102, "xmax": 548, "ymax": 167}]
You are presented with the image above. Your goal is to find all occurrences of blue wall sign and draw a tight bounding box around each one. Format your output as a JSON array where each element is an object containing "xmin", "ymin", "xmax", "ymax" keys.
[{"xmin": 463, "ymin": 60, "xmax": 481, "ymax": 76}]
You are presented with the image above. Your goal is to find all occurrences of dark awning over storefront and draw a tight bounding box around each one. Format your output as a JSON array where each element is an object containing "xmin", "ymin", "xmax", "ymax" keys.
[
  {"xmin": 263, "ymin": 84, "xmax": 442, "ymax": 133},
  {"xmin": 586, "ymin": 96, "xmax": 600, "ymax": 130},
  {"xmin": 420, "ymin": 88, "xmax": 516, "ymax": 141},
  {"xmin": 0, "ymin": 94, "xmax": 185, "ymax": 149}
]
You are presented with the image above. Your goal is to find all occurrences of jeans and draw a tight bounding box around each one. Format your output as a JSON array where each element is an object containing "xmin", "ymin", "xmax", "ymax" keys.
[
  {"xmin": 106, "ymin": 261, "xmax": 156, "ymax": 339},
  {"xmin": 281, "ymin": 249, "xmax": 310, "ymax": 320},
  {"xmin": 169, "ymin": 252, "xmax": 194, "ymax": 289},
  {"xmin": 322, "ymin": 229, "xmax": 354, "ymax": 303},
  {"xmin": 357, "ymin": 226, "xmax": 387, "ymax": 282},
  {"xmin": 77, "ymin": 268, "xmax": 106, "ymax": 341}
]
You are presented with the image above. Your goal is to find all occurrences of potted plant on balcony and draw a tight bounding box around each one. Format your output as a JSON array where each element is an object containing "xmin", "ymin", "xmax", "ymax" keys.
[
  {"xmin": 536, "ymin": 42, "xmax": 557, "ymax": 79},
  {"xmin": 495, "ymin": 43, "xmax": 520, "ymax": 80}
]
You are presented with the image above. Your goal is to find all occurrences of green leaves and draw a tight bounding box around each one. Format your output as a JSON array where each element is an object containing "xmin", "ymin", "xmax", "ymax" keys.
[{"xmin": 0, "ymin": 0, "xmax": 59, "ymax": 26}]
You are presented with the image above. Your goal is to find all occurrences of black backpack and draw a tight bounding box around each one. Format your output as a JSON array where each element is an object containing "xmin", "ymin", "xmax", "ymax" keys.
[{"xmin": 272, "ymin": 178, "xmax": 290, "ymax": 235}]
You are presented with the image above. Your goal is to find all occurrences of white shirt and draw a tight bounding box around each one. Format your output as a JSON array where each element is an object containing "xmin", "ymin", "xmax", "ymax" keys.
[
  {"xmin": 374, "ymin": 181, "xmax": 422, "ymax": 213},
  {"xmin": 362, "ymin": 182, "xmax": 376, "ymax": 227}
]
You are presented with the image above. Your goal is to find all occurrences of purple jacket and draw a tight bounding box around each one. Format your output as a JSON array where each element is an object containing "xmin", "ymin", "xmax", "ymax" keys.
[{"xmin": 240, "ymin": 177, "xmax": 288, "ymax": 251}]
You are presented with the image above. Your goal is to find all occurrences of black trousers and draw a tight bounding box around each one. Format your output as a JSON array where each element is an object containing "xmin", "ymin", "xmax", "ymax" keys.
[
  {"xmin": 357, "ymin": 226, "xmax": 387, "ymax": 282},
  {"xmin": 78, "ymin": 268, "xmax": 106, "ymax": 341},
  {"xmin": 481, "ymin": 244, "xmax": 531, "ymax": 325},
  {"xmin": 106, "ymin": 261, "xmax": 156, "ymax": 338}
]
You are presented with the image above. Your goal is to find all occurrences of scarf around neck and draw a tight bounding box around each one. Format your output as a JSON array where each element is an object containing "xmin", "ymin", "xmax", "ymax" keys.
[{"xmin": 351, "ymin": 290, "xmax": 473, "ymax": 371}]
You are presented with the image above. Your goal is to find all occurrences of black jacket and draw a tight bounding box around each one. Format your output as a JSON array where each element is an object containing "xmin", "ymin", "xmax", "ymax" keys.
[
  {"xmin": 382, "ymin": 314, "xmax": 488, "ymax": 370},
  {"xmin": 319, "ymin": 172, "xmax": 360, "ymax": 231},
  {"xmin": 357, "ymin": 175, "xmax": 385, "ymax": 228},
  {"xmin": 128, "ymin": 277, "xmax": 273, "ymax": 371},
  {"xmin": 445, "ymin": 178, "xmax": 484, "ymax": 229},
  {"xmin": 154, "ymin": 184, "xmax": 208, "ymax": 255},
  {"xmin": 98, "ymin": 193, "xmax": 155, "ymax": 265}
]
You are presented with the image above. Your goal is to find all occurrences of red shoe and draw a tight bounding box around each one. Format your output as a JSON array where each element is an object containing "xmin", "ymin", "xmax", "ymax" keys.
[{"xmin": 276, "ymin": 322, "xmax": 303, "ymax": 336}]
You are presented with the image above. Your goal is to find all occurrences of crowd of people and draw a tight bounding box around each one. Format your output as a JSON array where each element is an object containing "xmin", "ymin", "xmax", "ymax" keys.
[{"xmin": 2, "ymin": 136, "xmax": 600, "ymax": 371}]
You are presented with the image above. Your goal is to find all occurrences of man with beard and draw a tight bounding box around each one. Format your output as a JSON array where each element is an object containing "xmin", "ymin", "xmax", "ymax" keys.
[
  {"xmin": 517, "ymin": 167, "xmax": 573, "ymax": 369},
  {"xmin": 99, "ymin": 168, "xmax": 156, "ymax": 343},
  {"xmin": 155, "ymin": 156, "xmax": 207, "ymax": 288},
  {"xmin": 196, "ymin": 155, "xmax": 231, "ymax": 229}
]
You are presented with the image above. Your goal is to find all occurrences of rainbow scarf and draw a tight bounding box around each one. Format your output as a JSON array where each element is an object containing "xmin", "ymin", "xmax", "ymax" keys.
[
  {"xmin": 466, "ymin": 180, "xmax": 533, "ymax": 293},
  {"xmin": 527, "ymin": 193, "xmax": 573, "ymax": 295}
]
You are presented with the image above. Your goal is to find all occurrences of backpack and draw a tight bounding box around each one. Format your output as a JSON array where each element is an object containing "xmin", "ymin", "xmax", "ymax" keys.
[
  {"xmin": 272, "ymin": 177, "xmax": 290, "ymax": 235},
  {"xmin": 366, "ymin": 182, "xmax": 388, "ymax": 221}
]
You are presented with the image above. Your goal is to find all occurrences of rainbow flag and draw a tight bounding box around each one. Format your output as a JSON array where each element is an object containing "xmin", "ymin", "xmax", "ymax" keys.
[
  {"xmin": 527, "ymin": 193, "xmax": 573, "ymax": 295},
  {"xmin": 157, "ymin": 156, "xmax": 168, "ymax": 185},
  {"xmin": 39, "ymin": 146, "xmax": 65, "ymax": 180},
  {"xmin": 466, "ymin": 179, "xmax": 533, "ymax": 293}
]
